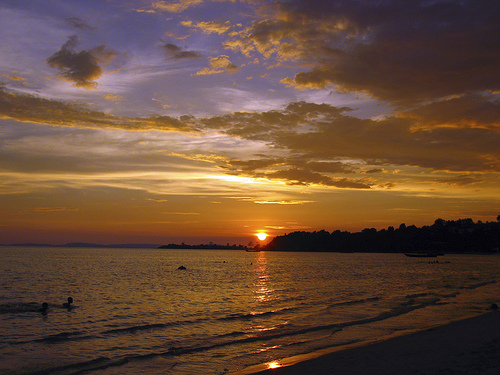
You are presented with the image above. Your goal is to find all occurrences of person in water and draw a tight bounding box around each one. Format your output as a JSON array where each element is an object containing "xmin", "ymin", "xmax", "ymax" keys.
[
  {"xmin": 38, "ymin": 302, "xmax": 48, "ymax": 314},
  {"xmin": 63, "ymin": 297, "xmax": 73, "ymax": 310}
]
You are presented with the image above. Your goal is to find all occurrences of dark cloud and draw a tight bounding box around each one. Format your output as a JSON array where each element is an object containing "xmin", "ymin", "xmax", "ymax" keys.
[
  {"xmin": 224, "ymin": 158, "xmax": 286, "ymax": 171},
  {"xmin": 201, "ymin": 100, "xmax": 500, "ymax": 173},
  {"xmin": 364, "ymin": 168, "xmax": 386, "ymax": 174},
  {"xmin": 220, "ymin": 155, "xmax": 359, "ymax": 188},
  {"xmin": 260, "ymin": 169, "xmax": 371, "ymax": 188},
  {"xmin": 232, "ymin": 0, "xmax": 500, "ymax": 105},
  {"xmin": 46, "ymin": 35, "xmax": 118, "ymax": 89},
  {"xmin": 400, "ymin": 94, "xmax": 500, "ymax": 130},
  {"xmin": 434, "ymin": 174, "xmax": 484, "ymax": 186},
  {"xmin": 304, "ymin": 161, "xmax": 355, "ymax": 174},
  {"xmin": 0, "ymin": 87, "xmax": 194, "ymax": 132},
  {"xmin": 201, "ymin": 101, "xmax": 351, "ymax": 141},
  {"xmin": 225, "ymin": 166, "xmax": 371, "ymax": 189},
  {"xmin": 163, "ymin": 43, "xmax": 202, "ymax": 59}
]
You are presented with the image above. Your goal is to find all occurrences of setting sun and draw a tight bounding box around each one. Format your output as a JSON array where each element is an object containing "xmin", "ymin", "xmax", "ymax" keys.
[{"xmin": 257, "ymin": 233, "xmax": 268, "ymax": 241}]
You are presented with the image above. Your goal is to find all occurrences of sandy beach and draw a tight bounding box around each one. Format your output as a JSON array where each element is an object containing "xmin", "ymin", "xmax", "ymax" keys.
[{"xmin": 236, "ymin": 310, "xmax": 499, "ymax": 375}]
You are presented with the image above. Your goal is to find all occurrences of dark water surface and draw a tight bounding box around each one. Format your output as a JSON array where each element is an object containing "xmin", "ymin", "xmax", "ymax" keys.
[{"xmin": 0, "ymin": 247, "xmax": 498, "ymax": 374}]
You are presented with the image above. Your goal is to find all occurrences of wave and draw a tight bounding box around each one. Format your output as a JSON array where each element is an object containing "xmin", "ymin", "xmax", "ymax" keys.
[
  {"xmin": 22, "ymin": 294, "xmax": 449, "ymax": 374},
  {"xmin": 217, "ymin": 306, "xmax": 295, "ymax": 322},
  {"xmin": 101, "ymin": 320, "xmax": 190, "ymax": 335},
  {"xmin": 461, "ymin": 280, "xmax": 497, "ymax": 290},
  {"xmin": 35, "ymin": 331, "xmax": 89, "ymax": 343},
  {"xmin": 29, "ymin": 357, "xmax": 112, "ymax": 375},
  {"xmin": 328, "ymin": 296, "xmax": 380, "ymax": 308},
  {"xmin": 0, "ymin": 301, "xmax": 79, "ymax": 314},
  {"xmin": 0, "ymin": 302, "xmax": 45, "ymax": 314}
]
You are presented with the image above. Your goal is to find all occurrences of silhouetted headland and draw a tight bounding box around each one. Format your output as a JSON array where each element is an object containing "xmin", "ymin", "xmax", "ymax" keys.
[{"xmin": 262, "ymin": 217, "xmax": 500, "ymax": 254}]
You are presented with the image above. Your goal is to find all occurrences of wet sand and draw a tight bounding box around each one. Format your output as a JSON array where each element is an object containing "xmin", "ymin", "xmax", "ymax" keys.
[{"xmin": 236, "ymin": 311, "xmax": 499, "ymax": 375}]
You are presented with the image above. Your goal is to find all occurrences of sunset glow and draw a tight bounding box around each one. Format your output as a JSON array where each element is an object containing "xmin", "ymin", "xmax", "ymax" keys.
[{"xmin": 0, "ymin": 1, "xmax": 498, "ymax": 245}]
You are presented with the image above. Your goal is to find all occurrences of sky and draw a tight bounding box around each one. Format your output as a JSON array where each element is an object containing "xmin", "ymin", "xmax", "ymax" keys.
[{"xmin": 0, "ymin": 0, "xmax": 499, "ymax": 245}]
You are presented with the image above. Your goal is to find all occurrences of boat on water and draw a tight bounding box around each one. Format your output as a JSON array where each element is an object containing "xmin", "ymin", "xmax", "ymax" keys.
[{"xmin": 404, "ymin": 252, "xmax": 439, "ymax": 258}]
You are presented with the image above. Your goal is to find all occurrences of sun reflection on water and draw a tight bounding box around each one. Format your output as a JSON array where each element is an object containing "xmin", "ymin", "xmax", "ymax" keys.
[
  {"xmin": 267, "ymin": 361, "xmax": 282, "ymax": 369},
  {"xmin": 253, "ymin": 252, "xmax": 274, "ymax": 303}
]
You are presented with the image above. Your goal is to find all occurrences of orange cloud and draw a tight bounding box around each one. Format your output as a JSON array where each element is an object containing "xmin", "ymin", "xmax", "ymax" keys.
[
  {"xmin": 195, "ymin": 55, "xmax": 238, "ymax": 75},
  {"xmin": 152, "ymin": 0, "xmax": 202, "ymax": 13},
  {"xmin": 185, "ymin": 20, "xmax": 231, "ymax": 34},
  {"xmin": 1, "ymin": 74, "xmax": 26, "ymax": 82}
]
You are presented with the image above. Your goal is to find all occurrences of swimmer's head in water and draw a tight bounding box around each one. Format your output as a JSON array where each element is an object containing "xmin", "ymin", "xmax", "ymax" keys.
[{"xmin": 39, "ymin": 302, "xmax": 48, "ymax": 313}]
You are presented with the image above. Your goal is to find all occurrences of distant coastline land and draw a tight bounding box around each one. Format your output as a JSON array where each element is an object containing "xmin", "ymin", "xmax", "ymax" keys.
[
  {"xmin": 2, "ymin": 217, "xmax": 499, "ymax": 254},
  {"xmin": 0, "ymin": 242, "xmax": 161, "ymax": 249},
  {"xmin": 159, "ymin": 243, "xmax": 249, "ymax": 250}
]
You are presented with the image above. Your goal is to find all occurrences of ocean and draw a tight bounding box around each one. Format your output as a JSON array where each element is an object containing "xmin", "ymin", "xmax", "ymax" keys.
[{"xmin": 1, "ymin": 247, "xmax": 498, "ymax": 374}]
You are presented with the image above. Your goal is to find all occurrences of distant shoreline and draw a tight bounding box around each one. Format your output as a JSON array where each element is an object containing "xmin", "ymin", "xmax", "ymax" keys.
[
  {"xmin": 1, "ymin": 242, "xmax": 499, "ymax": 255},
  {"xmin": 0, "ymin": 243, "xmax": 161, "ymax": 249},
  {"xmin": 159, "ymin": 243, "xmax": 249, "ymax": 250}
]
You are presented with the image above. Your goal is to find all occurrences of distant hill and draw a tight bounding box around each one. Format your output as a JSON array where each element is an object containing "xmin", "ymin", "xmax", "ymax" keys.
[{"xmin": 1, "ymin": 243, "xmax": 161, "ymax": 249}]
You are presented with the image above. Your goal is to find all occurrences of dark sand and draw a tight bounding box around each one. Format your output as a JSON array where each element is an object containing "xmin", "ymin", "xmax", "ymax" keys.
[{"xmin": 235, "ymin": 311, "xmax": 499, "ymax": 375}]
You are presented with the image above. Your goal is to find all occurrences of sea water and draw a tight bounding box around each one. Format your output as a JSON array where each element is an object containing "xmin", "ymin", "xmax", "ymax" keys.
[{"xmin": 0, "ymin": 247, "xmax": 498, "ymax": 374}]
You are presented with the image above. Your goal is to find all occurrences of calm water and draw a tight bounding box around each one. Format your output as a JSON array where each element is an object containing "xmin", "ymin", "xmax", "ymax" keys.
[{"xmin": 0, "ymin": 247, "xmax": 499, "ymax": 375}]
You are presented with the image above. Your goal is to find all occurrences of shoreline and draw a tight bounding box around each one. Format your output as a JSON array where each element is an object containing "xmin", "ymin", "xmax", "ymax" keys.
[{"xmin": 234, "ymin": 310, "xmax": 499, "ymax": 375}]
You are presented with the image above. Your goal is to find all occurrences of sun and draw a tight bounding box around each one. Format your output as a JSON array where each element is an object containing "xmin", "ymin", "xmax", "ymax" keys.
[{"xmin": 257, "ymin": 232, "xmax": 268, "ymax": 241}]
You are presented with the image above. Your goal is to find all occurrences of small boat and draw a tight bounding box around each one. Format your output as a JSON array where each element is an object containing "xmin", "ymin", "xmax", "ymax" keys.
[
  {"xmin": 404, "ymin": 252, "xmax": 438, "ymax": 258},
  {"xmin": 246, "ymin": 248, "xmax": 261, "ymax": 252}
]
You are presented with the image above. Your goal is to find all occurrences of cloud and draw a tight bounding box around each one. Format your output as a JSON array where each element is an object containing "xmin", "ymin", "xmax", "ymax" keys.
[
  {"xmin": 163, "ymin": 43, "xmax": 202, "ymax": 59},
  {"xmin": 434, "ymin": 174, "xmax": 484, "ymax": 186},
  {"xmin": 2, "ymin": 83, "xmax": 498, "ymax": 186},
  {"xmin": 363, "ymin": 168, "xmax": 386, "ymax": 174},
  {"xmin": 400, "ymin": 94, "xmax": 500, "ymax": 131},
  {"xmin": 66, "ymin": 17, "xmax": 94, "ymax": 30},
  {"xmin": 227, "ymin": 0, "xmax": 500, "ymax": 105},
  {"xmin": 195, "ymin": 55, "xmax": 238, "ymax": 75},
  {"xmin": 219, "ymin": 156, "xmax": 368, "ymax": 188},
  {"xmin": 183, "ymin": 21, "xmax": 231, "ymax": 34},
  {"xmin": 0, "ymin": 86, "xmax": 194, "ymax": 132},
  {"xmin": 34, "ymin": 207, "xmax": 79, "ymax": 212},
  {"xmin": 46, "ymin": 35, "xmax": 118, "ymax": 89},
  {"xmin": 152, "ymin": 0, "xmax": 203, "ymax": 13},
  {"xmin": 256, "ymin": 168, "xmax": 371, "ymax": 188},
  {"xmin": 200, "ymin": 100, "xmax": 500, "ymax": 173},
  {"xmin": 256, "ymin": 200, "xmax": 313, "ymax": 205},
  {"xmin": 1, "ymin": 74, "xmax": 26, "ymax": 82}
]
